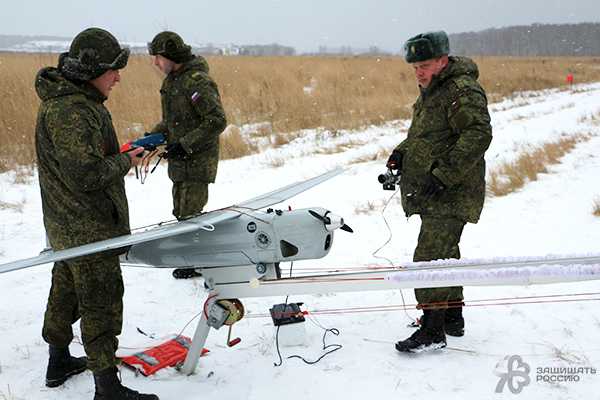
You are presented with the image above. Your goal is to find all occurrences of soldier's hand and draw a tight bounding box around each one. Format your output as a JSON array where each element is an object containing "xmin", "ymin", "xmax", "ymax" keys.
[
  {"xmin": 163, "ymin": 142, "xmax": 188, "ymax": 160},
  {"xmin": 127, "ymin": 147, "xmax": 145, "ymax": 168},
  {"xmin": 386, "ymin": 150, "xmax": 403, "ymax": 170},
  {"xmin": 422, "ymin": 173, "xmax": 445, "ymax": 199}
]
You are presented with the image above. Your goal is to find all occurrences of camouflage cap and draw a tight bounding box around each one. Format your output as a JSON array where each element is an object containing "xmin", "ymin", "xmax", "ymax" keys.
[
  {"xmin": 404, "ymin": 31, "xmax": 450, "ymax": 63},
  {"xmin": 148, "ymin": 31, "xmax": 193, "ymax": 64},
  {"xmin": 59, "ymin": 27, "xmax": 130, "ymax": 81}
]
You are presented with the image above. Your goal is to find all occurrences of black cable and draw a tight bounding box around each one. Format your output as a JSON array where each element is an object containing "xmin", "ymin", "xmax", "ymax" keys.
[
  {"xmin": 274, "ymin": 261, "xmax": 342, "ymax": 366},
  {"xmin": 274, "ymin": 261, "xmax": 293, "ymax": 367},
  {"xmin": 372, "ymin": 186, "xmax": 415, "ymax": 325},
  {"xmin": 150, "ymin": 153, "xmax": 165, "ymax": 174},
  {"xmin": 273, "ymin": 294, "xmax": 289, "ymax": 367},
  {"xmin": 287, "ymin": 328, "xmax": 342, "ymax": 365}
]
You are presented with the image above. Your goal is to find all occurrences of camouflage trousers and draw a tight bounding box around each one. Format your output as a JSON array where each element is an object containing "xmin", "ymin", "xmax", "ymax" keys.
[
  {"xmin": 172, "ymin": 181, "xmax": 209, "ymax": 220},
  {"xmin": 413, "ymin": 215, "xmax": 466, "ymax": 310},
  {"xmin": 42, "ymin": 254, "xmax": 123, "ymax": 372}
]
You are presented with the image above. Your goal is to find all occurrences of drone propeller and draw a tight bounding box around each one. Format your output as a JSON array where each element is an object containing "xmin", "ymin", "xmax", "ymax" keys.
[
  {"xmin": 308, "ymin": 210, "xmax": 353, "ymax": 233},
  {"xmin": 309, "ymin": 209, "xmax": 330, "ymax": 224},
  {"xmin": 339, "ymin": 224, "xmax": 354, "ymax": 233}
]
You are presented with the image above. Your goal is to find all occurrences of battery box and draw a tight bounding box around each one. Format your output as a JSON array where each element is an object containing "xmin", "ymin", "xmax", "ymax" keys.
[{"xmin": 270, "ymin": 302, "xmax": 306, "ymax": 326}]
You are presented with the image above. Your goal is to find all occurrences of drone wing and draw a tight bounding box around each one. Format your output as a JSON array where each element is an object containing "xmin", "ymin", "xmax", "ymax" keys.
[
  {"xmin": 0, "ymin": 210, "xmax": 237, "ymax": 274},
  {"xmin": 236, "ymin": 167, "xmax": 344, "ymax": 210}
]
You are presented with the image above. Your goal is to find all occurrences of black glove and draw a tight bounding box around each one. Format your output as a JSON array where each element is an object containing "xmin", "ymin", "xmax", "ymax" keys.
[
  {"xmin": 386, "ymin": 150, "xmax": 403, "ymax": 170},
  {"xmin": 163, "ymin": 142, "xmax": 188, "ymax": 160},
  {"xmin": 422, "ymin": 173, "xmax": 446, "ymax": 199}
]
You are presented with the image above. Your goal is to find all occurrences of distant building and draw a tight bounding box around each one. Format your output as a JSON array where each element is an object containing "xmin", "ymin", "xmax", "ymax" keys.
[
  {"xmin": 239, "ymin": 43, "xmax": 296, "ymax": 56},
  {"xmin": 0, "ymin": 35, "xmax": 295, "ymax": 57},
  {"xmin": 308, "ymin": 45, "xmax": 390, "ymax": 56}
]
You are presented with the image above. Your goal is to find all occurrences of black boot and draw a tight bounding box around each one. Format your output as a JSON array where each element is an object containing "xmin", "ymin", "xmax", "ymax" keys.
[
  {"xmin": 445, "ymin": 301, "xmax": 465, "ymax": 337},
  {"xmin": 94, "ymin": 367, "xmax": 159, "ymax": 400},
  {"xmin": 45, "ymin": 345, "xmax": 88, "ymax": 387},
  {"xmin": 395, "ymin": 310, "xmax": 446, "ymax": 353},
  {"xmin": 172, "ymin": 268, "xmax": 202, "ymax": 279}
]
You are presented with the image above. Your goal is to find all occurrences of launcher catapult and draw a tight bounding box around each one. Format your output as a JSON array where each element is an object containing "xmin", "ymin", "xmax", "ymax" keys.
[{"xmin": 1, "ymin": 168, "xmax": 600, "ymax": 375}]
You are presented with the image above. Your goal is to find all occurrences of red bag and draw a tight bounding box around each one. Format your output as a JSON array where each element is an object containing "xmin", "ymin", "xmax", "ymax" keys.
[{"xmin": 121, "ymin": 336, "xmax": 209, "ymax": 376}]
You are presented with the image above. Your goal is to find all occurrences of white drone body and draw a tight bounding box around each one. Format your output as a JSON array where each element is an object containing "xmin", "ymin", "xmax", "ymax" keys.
[{"xmin": 124, "ymin": 206, "xmax": 344, "ymax": 284}]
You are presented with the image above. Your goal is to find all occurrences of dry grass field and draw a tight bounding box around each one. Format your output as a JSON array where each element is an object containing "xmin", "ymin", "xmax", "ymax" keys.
[
  {"xmin": 593, "ymin": 198, "xmax": 600, "ymax": 217},
  {"xmin": 1, "ymin": 53, "xmax": 600, "ymax": 171},
  {"xmin": 487, "ymin": 134, "xmax": 592, "ymax": 197}
]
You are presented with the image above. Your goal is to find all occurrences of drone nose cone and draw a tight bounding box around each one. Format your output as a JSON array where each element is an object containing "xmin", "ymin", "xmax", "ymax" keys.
[{"xmin": 324, "ymin": 213, "xmax": 344, "ymax": 232}]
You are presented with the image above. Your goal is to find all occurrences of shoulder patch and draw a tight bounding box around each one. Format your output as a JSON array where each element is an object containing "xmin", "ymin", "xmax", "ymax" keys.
[{"xmin": 451, "ymin": 76, "xmax": 473, "ymax": 90}]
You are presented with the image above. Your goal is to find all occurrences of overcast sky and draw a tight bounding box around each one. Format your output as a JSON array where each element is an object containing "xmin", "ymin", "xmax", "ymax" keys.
[{"xmin": 2, "ymin": 0, "xmax": 599, "ymax": 52}]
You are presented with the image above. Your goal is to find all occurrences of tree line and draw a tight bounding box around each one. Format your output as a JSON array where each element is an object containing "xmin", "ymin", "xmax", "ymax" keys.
[{"xmin": 449, "ymin": 22, "xmax": 600, "ymax": 56}]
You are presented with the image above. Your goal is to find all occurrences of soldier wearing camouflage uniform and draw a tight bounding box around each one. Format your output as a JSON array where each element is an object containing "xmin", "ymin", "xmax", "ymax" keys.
[
  {"xmin": 387, "ymin": 31, "xmax": 492, "ymax": 353},
  {"xmin": 36, "ymin": 27, "xmax": 158, "ymax": 400},
  {"xmin": 147, "ymin": 31, "xmax": 227, "ymax": 279}
]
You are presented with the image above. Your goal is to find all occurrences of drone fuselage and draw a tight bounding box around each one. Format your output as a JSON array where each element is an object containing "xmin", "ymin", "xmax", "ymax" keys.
[{"xmin": 124, "ymin": 207, "xmax": 335, "ymax": 282}]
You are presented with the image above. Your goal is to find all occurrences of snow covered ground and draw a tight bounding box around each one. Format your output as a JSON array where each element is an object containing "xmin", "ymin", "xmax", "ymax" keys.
[{"xmin": 1, "ymin": 83, "xmax": 600, "ymax": 400}]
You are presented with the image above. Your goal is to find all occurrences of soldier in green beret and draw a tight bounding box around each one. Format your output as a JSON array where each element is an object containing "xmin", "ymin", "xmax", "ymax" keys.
[
  {"xmin": 36, "ymin": 27, "xmax": 158, "ymax": 399},
  {"xmin": 147, "ymin": 31, "xmax": 227, "ymax": 279},
  {"xmin": 388, "ymin": 31, "xmax": 492, "ymax": 353}
]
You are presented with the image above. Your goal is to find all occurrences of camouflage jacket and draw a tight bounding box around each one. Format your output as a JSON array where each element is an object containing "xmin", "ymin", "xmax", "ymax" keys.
[
  {"xmin": 35, "ymin": 67, "xmax": 131, "ymax": 250},
  {"xmin": 152, "ymin": 56, "xmax": 227, "ymax": 183},
  {"xmin": 395, "ymin": 56, "xmax": 492, "ymax": 223}
]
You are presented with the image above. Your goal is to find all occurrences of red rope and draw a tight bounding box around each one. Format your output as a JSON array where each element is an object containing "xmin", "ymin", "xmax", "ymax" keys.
[
  {"xmin": 262, "ymin": 276, "xmax": 386, "ymax": 285},
  {"xmin": 202, "ymin": 293, "xmax": 219, "ymax": 319},
  {"xmin": 244, "ymin": 292, "xmax": 600, "ymax": 319}
]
